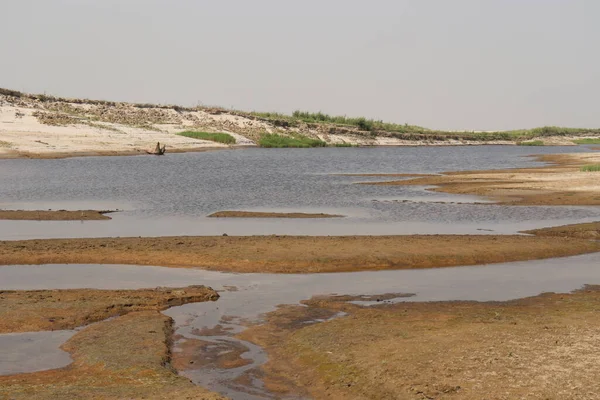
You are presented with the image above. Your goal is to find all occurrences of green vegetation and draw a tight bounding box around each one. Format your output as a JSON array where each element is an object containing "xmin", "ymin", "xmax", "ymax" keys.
[
  {"xmin": 517, "ymin": 140, "xmax": 544, "ymax": 146},
  {"xmin": 580, "ymin": 164, "xmax": 600, "ymax": 172},
  {"xmin": 573, "ymin": 138, "xmax": 600, "ymax": 145},
  {"xmin": 259, "ymin": 134, "xmax": 326, "ymax": 148},
  {"xmin": 178, "ymin": 131, "xmax": 236, "ymax": 144},
  {"xmin": 249, "ymin": 109, "xmax": 600, "ymax": 142}
]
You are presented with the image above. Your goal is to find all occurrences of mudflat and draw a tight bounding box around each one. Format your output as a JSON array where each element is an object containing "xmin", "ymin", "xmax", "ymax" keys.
[
  {"xmin": 242, "ymin": 285, "xmax": 600, "ymax": 399},
  {"xmin": 0, "ymin": 210, "xmax": 114, "ymax": 221},
  {"xmin": 0, "ymin": 230, "xmax": 598, "ymax": 273},
  {"xmin": 0, "ymin": 311, "xmax": 226, "ymax": 400},
  {"xmin": 0, "ymin": 286, "xmax": 219, "ymax": 333}
]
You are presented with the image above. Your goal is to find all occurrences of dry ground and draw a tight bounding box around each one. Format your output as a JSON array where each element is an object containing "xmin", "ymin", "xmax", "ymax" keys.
[
  {"xmin": 241, "ymin": 286, "xmax": 600, "ymax": 400},
  {"xmin": 0, "ymin": 232, "xmax": 598, "ymax": 273}
]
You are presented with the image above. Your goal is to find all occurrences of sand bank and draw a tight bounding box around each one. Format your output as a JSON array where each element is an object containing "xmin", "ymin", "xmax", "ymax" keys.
[{"xmin": 0, "ymin": 230, "xmax": 598, "ymax": 273}]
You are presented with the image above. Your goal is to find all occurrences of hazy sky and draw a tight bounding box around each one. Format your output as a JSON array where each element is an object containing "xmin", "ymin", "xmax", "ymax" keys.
[{"xmin": 1, "ymin": 0, "xmax": 598, "ymax": 130}]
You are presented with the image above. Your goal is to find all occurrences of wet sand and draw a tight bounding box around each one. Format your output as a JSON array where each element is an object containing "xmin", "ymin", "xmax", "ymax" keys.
[
  {"xmin": 360, "ymin": 153, "xmax": 600, "ymax": 206},
  {"xmin": 0, "ymin": 232, "xmax": 598, "ymax": 273},
  {"xmin": 208, "ymin": 211, "xmax": 344, "ymax": 218},
  {"xmin": 242, "ymin": 285, "xmax": 600, "ymax": 399},
  {"xmin": 0, "ymin": 210, "xmax": 114, "ymax": 221}
]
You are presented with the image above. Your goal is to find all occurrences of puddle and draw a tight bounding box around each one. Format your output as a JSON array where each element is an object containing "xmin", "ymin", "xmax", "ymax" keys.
[
  {"xmin": 2, "ymin": 252, "xmax": 600, "ymax": 397},
  {"xmin": 0, "ymin": 330, "xmax": 75, "ymax": 375}
]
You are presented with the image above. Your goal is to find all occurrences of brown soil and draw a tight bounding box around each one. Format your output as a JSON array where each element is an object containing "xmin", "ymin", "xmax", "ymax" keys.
[
  {"xmin": 0, "ymin": 311, "xmax": 227, "ymax": 400},
  {"xmin": 359, "ymin": 153, "xmax": 600, "ymax": 206},
  {"xmin": 242, "ymin": 286, "xmax": 600, "ymax": 400},
  {"xmin": 0, "ymin": 232, "xmax": 598, "ymax": 273},
  {"xmin": 208, "ymin": 211, "xmax": 344, "ymax": 218},
  {"xmin": 0, "ymin": 209, "xmax": 114, "ymax": 221},
  {"xmin": 0, "ymin": 286, "xmax": 219, "ymax": 334}
]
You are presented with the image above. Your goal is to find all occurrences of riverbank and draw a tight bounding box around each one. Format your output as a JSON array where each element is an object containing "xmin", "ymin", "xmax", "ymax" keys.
[
  {"xmin": 242, "ymin": 285, "xmax": 600, "ymax": 399},
  {"xmin": 1, "ymin": 227, "xmax": 598, "ymax": 273},
  {"xmin": 2, "ymin": 89, "xmax": 600, "ymax": 158}
]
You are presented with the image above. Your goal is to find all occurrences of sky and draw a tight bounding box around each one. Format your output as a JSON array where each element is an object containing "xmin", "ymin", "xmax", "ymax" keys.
[{"xmin": 0, "ymin": 0, "xmax": 598, "ymax": 130}]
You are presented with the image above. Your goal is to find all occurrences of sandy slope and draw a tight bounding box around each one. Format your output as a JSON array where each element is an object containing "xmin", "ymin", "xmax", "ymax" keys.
[{"xmin": 0, "ymin": 92, "xmax": 567, "ymax": 158}]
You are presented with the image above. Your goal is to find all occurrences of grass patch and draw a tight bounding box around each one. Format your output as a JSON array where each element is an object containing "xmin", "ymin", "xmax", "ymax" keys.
[
  {"xmin": 517, "ymin": 140, "xmax": 544, "ymax": 146},
  {"xmin": 580, "ymin": 164, "xmax": 600, "ymax": 172},
  {"xmin": 259, "ymin": 134, "xmax": 326, "ymax": 148},
  {"xmin": 573, "ymin": 138, "xmax": 600, "ymax": 145},
  {"xmin": 178, "ymin": 131, "xmax": 236, "ymax": 144}
]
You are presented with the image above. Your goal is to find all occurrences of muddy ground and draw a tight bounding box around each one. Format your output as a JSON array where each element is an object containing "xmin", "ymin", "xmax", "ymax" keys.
[
  {"xmin": 0, "ymin": 231, "xmax": 598, "ymax": 273},
  {"xmin": 0, "ymin": 286, "xmax": 219, "ymax": 333},
  {"xmin": 207, "ymin": 211, "xmax": 344, "ymax": 218},
  {"xmin": 239, "ymin": 285, "xmax": 600, "ymax": 400},
  {"xmin": 360, "ymin": 153, "xmax": 600, "ymax": 206},
  {"xmin": 0, "ymin": 209, "xmax": 115, "ymax": 220}
]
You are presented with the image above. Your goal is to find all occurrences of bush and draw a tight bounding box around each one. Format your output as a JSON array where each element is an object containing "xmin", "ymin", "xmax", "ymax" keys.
[
  {"xmin": 580, "ymin": 164, "xmax": 600, "ymax": 172},
  {"xmin": 573, "ymin": 138, "xmax": 600, "ymax": 145}
]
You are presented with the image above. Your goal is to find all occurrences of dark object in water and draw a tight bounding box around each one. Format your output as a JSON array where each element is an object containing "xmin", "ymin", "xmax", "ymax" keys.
[{"xmin": 146, "ymin": 142, "xmax": 166, "ymax": 155}]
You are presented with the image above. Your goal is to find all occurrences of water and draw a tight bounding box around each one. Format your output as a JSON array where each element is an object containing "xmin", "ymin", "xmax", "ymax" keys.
[
  {"xmin": 2, "ymin": 254, "xmax": 600, "ymax": 397},
  {"xmin": 1, "ymin": 146, "xmax": 599, "ymax": 397},
  {"xmin": 1, "ymin": 146, "xmax": 599, "ymax": 239}
]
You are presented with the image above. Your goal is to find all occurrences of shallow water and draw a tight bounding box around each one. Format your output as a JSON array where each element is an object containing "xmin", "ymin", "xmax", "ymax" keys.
[
  {"xmin": 1, "ymin": 146, "xmax": 599, "ymax": 239},
  {"xmin": 2, "ymin": 253, "xmax": 600, "ymax": 396},
  {"xmin": 0, "ymin": 330, "xmax": 75, "ymax": 375}
]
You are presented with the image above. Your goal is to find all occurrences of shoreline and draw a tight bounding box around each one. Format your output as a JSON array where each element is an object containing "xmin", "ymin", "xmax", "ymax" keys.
[
  {"xmin": 0, "ymin": 145, "xmax": 234, "ymax": 160},
  {"xmin": 0, "ymin": 142, "xmax": 594, "ymax": 160}
]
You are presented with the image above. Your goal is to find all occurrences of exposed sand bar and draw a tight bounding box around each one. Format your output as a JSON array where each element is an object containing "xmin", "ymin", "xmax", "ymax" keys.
[
  {"xmin": 208, "ymin": 211, "xmax": 344, "ymax": 218},
  {"xmin": 359, "ymin": 153, "xmax": 600, "ymax": 206},
  {"xmin": 1, "ymin": 230, "xmax": 598, "ymax": 273},
  {"xmin": 0, "ymin": 210, "xmax": 114, "ymax": 221}
]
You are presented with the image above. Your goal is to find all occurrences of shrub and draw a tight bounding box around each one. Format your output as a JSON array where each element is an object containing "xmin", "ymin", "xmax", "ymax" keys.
[{"xmin": 580, "ymin": 164, "xmax": 600, "ymax": 172}]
